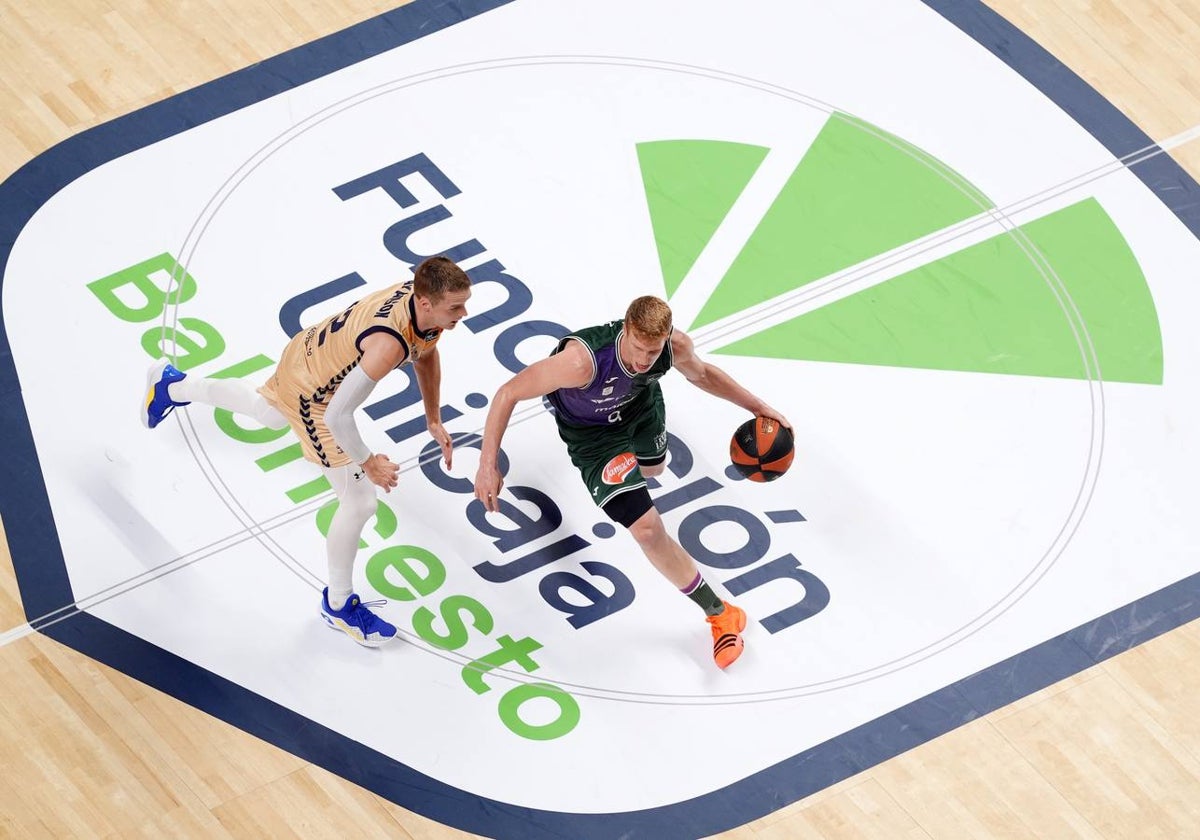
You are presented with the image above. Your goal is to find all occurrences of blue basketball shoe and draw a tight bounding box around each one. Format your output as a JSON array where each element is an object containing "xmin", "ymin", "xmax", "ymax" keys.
[
  {"xmin": 143, "ymin": 359, "xmax": 190, "ymax": 429},
  {"xmin": 320, "ymin": 589, "xmax": 397, "ymax": 648}
]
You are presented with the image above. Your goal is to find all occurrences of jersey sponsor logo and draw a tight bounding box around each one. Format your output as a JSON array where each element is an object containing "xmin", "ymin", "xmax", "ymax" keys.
[{"xmin": 601, "ymin": 451, "xmax": 638, "ymax": 484}]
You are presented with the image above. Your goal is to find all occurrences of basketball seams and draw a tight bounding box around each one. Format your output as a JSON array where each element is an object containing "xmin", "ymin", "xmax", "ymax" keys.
[{"xmin": 730, "ymin": 416, "xmax": 795, "ymax": 482}]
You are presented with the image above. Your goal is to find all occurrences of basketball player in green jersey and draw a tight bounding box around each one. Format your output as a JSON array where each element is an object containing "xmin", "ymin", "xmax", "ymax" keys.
[
  {"xmin": 473, "ymin": 295, "xmax": 790, "ymax": 668},
  {"xmin": 142, "ymin": 255, "xmax": 472, "ymax": 648}
]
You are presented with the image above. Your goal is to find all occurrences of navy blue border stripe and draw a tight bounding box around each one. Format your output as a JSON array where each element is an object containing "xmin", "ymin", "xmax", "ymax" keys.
[
  {"xmin": 925, "ymin": 0, "xmax": 1200, "ymax": 238},
  {"xmin": 0, "ymin": 0, "xmax": 516, "ymax": 274},
  {"xmin": 0, "ymin": 0, "xmax": 516, "ymax": 663},
  {"xmin": 39, "ymin": 613, "xmax": 572, "ymax": 840},
  {"xmin": 3, "ymin": 1, "xmax": 1200, "ymax": 838},
  {"xmin": 37, "ymin": 570, "xmax": 1200, "ymax": 840},
  {"xmin": 0, "ymin": 394, "xmax": 71, "ymax": 619}
]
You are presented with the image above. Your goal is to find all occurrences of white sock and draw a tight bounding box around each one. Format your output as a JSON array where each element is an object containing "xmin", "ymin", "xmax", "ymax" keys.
[
  {"xmin": 326, "ymin": 587, "xmax": 354, "ymax": 612},
  {"xmin": 321, "ymin": 463, "xmax": 378, "ymax": 612},
  {"xmin": 169, "ymin": 376, "xmax": 287, "ymax": 428}
]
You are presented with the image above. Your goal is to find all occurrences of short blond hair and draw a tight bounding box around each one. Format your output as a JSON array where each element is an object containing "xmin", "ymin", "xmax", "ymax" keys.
[
  {"xmin": 624, "ymin": 296, "xmax": 672, "ymax": 340},
  {"xmin": 413, "ymin": 255, "xmax": 471, "ymax": 302}
]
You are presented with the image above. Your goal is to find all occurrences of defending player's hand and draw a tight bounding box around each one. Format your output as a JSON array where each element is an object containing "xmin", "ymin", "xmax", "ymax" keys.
[
  {"xmin": 428, "ymin": 420, "xmax": 453, "ymax": 468},
  {"xmin": 473, "ymin": 463, "xmax": 504, "ymax": 513},
  {"xmin": 362, "ymin": 453, "xmax": 400, "ymax": 493}
]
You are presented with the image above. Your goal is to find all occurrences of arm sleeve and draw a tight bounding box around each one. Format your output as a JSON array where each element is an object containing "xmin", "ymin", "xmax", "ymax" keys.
[{"xmin": 323, "ymin": 364, "xmax": 379, "ymax": 465}]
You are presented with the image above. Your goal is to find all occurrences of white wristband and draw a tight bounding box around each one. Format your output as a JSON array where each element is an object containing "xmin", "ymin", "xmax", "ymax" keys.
[{"xmin": 324, "ymin": 364, "xmax": 378, "ymax": 465}]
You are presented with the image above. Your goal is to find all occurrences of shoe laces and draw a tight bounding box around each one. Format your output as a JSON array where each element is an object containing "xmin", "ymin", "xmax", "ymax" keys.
[
  {"xmin": 709, "ymin": 609, "xmax": 738, "ymax": 631},
  {"xmin": 350, "ymin": 598, "xmax": 389, "ymax": 631}
]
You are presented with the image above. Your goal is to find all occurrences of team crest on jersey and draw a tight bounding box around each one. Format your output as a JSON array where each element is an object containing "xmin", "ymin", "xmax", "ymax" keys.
[{"xmin": 601, "ymin": 452, "xmax": 638, "ymax": 484}]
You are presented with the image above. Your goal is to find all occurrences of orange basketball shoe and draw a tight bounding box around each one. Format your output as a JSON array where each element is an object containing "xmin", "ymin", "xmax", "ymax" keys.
[{"xmin": 707, "ymin": 601, "xmax": 746, "ymax": 669}]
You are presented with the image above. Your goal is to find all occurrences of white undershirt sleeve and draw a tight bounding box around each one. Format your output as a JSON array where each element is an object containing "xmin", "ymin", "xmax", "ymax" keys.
[{"xmin": 324, "ymin": 364, "xmax": 379, "ymax": 465}]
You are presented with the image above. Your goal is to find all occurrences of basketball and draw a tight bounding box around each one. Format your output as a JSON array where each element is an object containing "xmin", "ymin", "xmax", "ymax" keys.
[{"xmin": 729, "ymin": 416, "xmax": 794, "ymax": 482}]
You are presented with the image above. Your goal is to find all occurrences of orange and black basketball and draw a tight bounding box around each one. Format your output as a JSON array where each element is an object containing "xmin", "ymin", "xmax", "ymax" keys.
[{"xmin": 729, "ymin": 416, "xmax": 794, "ymax": 482}]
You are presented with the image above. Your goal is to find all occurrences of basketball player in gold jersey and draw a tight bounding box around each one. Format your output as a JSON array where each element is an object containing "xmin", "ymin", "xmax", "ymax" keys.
[{"xmin": 142, "ymin": 255, "xmax": 472, "ymax": 647}]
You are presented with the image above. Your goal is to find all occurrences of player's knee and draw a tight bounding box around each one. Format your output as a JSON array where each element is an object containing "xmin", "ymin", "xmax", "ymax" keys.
[
  {"xmin": 640, "ymin": 462, "xmax": 665, "ymax": 478},
  {"xmin": 342, "ymin": 493, "xmax": 377, "ymax": 526},
  {"xmin": 638, "ymin": 452, "xmax": 666, "ymax": 479},
  {"xmin": 625, "ymin": 510, "xmax": 665, "ymax": 547},
  {"xmin": 604, "ymin": 491, "xmax": 667, "ymax": 549},
  {"xmin": 601, "ymin": 487, "xmax": 655, "ymax": 532},
  {"xmin": 332, "ymin": 465, "xmax": 377, "ymax": 524}
]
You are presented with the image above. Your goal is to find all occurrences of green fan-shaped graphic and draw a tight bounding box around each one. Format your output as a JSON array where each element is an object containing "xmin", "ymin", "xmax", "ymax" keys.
[
  {"xmin": 717, "ymin": 198, "xmax": 1162, "ymax": 383},
  {"xmin": 678, "ymin": 114, "xmax": 995, "ymax": 329},
  {"xmin": 637, "ymin": 140, "xmax": 769, "ymax": 297},
  {"xmin": 638, "ymin": 114, "xmax": 1163, "ymax": 384}
]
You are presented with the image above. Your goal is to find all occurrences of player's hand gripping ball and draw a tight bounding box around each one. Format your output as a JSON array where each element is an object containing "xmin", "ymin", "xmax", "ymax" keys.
[{"xmin": 730, "ymin": 416, "xmax": 794, "ymax": 482}]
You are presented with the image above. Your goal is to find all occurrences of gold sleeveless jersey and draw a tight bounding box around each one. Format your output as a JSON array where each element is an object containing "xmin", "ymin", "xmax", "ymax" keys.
[{"xmin": 259, "ymin": 281, "xmax": 441, "ymax": 468}]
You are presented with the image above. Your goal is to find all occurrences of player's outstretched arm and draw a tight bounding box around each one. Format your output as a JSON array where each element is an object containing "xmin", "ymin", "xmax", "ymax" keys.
[
  {"xmin": 325, "ymin": 332, "xmax": 408, "ymax": 492},
  {"xmin": 474, "ymin": 341, "xmax": 593, "ymax": 512},
  {"xmin": 670, "ymin": 329, "xmax": 791, "ymax": 429},
  {"xmin": 413, "ymin": 346, "xmax": 453, "ymax": 469}
]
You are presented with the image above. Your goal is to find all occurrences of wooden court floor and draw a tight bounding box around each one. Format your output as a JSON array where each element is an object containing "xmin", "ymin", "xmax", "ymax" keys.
[{"xmin": 2, "ymin": 1, "xmax": 1199, "ymax": 837}]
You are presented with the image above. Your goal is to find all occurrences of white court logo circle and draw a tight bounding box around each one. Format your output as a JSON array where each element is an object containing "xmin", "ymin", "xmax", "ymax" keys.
[{"xmin": 162, "ymin": 56, "xmax": 1116, "ymax": 705}]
